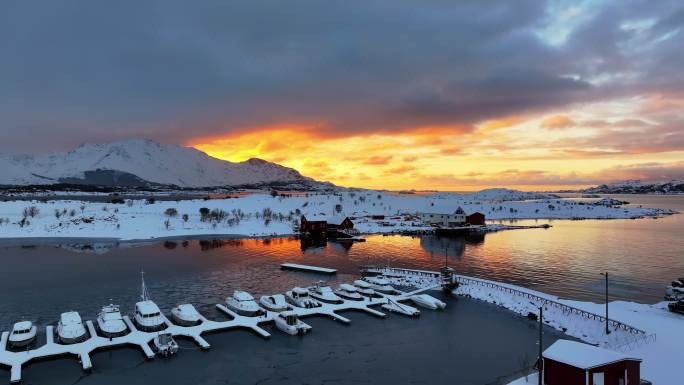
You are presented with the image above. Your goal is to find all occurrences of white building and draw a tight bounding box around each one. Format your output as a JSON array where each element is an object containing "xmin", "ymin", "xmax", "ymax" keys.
[{"xmin": 420, "ymin": 207, "xmax": 466, "ymax": 227}]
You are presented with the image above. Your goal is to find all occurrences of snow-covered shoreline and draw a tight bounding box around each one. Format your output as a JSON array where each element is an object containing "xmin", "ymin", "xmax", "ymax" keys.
[
  {"xmin": 0, "ymin": 189, "xmax": 676, "ymax": 240},
  {"xmin": 382, "ymin": 271, "xmax": 678, "ymax": 385}
]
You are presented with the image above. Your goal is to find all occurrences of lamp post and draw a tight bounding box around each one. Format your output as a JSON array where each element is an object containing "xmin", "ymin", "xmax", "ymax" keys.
[
  {"xmin": 538, "ymin": 306, "xmax": 543, "ymax": 385},
  {"xmin": 602, "ymin": 272, "xmax": 610, "ymax": 335}
]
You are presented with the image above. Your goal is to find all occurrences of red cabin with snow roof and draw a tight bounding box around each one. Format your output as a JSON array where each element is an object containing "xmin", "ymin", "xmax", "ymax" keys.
[
  {"xmin": 542, "ymin": 340, "xmax": 642, "ymax": 385},
  {"xmin": 466, "ymin": 212, "xmax": 485, "ymax": 226}
]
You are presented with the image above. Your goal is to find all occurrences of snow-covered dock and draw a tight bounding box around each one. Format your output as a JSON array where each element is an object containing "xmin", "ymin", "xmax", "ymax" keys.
[
  {"xmin": 280, "ymin": 263, "xmax": 337, "ymax": 275},
  {"xmin": 0, "ymin": 284, "xmax": 436, "ymax": 384}
]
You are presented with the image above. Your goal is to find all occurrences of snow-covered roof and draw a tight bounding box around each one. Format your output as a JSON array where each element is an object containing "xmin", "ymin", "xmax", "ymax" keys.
[
  {"xmin": 339, "ymin": 283, "xmax": 357, "ymax": 292},
  {"xmin": 136, "ymin": 300, "xmax": 161, "ymax": 314},
  {"xmin": 543, "ymin": 340, "xmax": 641, "ymax": 369},
  {"xmin": 304, "ymin": 214, "xmax": 348, "ymax": 224},
  {"xmin": 233, "ymin": 290, "xmax": 254, "ymax": 301},
  {"xmin": 60, "ymin": 311, "xmax": 83, "ymax": 325},
  {"xmin": 13, "ymin": 321, "xmax": 32, "ymax": 330},
  {"xmin": 293, "ymin": 287, "xmax": 308, "ymax": 294}
]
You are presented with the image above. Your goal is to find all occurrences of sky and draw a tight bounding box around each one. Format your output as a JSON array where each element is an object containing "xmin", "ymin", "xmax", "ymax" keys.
[{"xmin": 1, "ymin": 0, "xmax": 683, "ymax": 191}]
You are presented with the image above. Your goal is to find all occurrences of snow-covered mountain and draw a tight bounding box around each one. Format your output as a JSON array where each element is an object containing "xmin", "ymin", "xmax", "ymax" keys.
[
  {"xmin": 0, "ymin": 139, "xmax": 331, "ymax": 188},
  {"xmin": 582, "ymin": 180, "xmax": 684, "ymax": 194}
]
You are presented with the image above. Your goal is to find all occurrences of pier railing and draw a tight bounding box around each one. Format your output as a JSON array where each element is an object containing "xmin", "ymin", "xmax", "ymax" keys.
[{"xmin": 361, "ymin": 266, "xmax": 650, "ymax": 337}]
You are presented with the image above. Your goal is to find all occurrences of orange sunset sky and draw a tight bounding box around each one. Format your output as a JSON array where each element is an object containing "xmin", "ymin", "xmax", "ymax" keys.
[{"xmin": 3, "ymin": 1, "xmax": 683, "ymax": 191}]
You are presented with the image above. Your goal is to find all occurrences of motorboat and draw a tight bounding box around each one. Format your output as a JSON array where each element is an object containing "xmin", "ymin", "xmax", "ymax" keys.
[
  {"xmin": 171, "ymin": 304, "xmax": 202, "ymax": 326},
  {"xmin": 259, "ymin": 294, "xmax": 290, "ymax": 312},
  {"xmin": 353, "ymin": 280, "xmax": 381, "ymax": 297},
  {"xmin": 8, "ymin": 321, "xmax": 37, "ymax": 348},
  {"xmin": 134, "ymin": 301, "xmax": 166, "ymax": 331},
  {"xmin": 225, "ymin": 290, "xmax": 264, "ymax": 316},
  {"xmin": 153, "ymin": 333, "xmax": 179, "ymax": 357},
  {"xmin": 410, "ymin": 294, "xmax": 446, "ymax": 310},
  {"xmin": 57, "ymin": 311, "xmax": 88, "ymax": 344},
  {"xmin": 381, "ymin": 298, "xmax": 420, "ymax": 317},
  {"xmin": 335, "ymin": 284, "xmax": 363, "ymax": 301},
  {"xmin": 363, "ymin": 276, "xmax": 396, "ymax": 294},
  {"xmin": 665, "ymin": 278, "xmax": 684, "ymax": 300},
  {"xmin": 134, "ymin": 270, "xmax": 166, "ymax": 332},
  {"xmin": 274, "ymin": 311, "xmax": 312, "ymax": 335},
  {"xmin": 285, "ymin": 287, "xmax": 322, "ymax": 309},
  {"xmin": 96, "ymin": 304, "xmax": 128, "ymax": 337},
  {"xmin": 309, "ymin": 284, "xmax": 343, "ymax": 304}
]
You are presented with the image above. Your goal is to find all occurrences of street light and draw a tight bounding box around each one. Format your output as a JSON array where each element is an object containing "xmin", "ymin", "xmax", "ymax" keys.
[{"xmin": 601, "ymin": 272, "xmax": 610, "ymax": 335}]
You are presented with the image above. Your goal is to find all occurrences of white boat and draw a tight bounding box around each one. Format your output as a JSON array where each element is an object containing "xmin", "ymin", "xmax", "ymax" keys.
[
  {"xmin": 134, "ymin": 270, "xmax": 166, "ymax": 332},
  {"xmin": 225, "ymin": 290, "xmax": 264, "ymax": 316},
  {"xmin": 309, "ymin": 284, "xmax": 343, "ymax": 304},
  {"xmin": 153, "ymin": 333, "xmax": 179, "ymax": 357},
  {"xmin": 381, "ymin": 298, "xmax": 420, "ymax": 317},
  {"xmin": 274, "ymin": 311, "xmax": 312, "ymax": 335},
  {"xmin": 96, "ymin": 304, "xmax": 128, "ymax": 337},
  {"xmin": 171, "ymin": 304, "xmax": 202, "ymax": 326},
  {"xmin": 336, "ymin": 284, "xmax": 363, "ymax": 301},
  {"xmin": 353, "ymin": 280, "xmax": 381, "ymax": 297},
  {"xmin": 259, "ymin": 294, "xmax": 290, "ymax": 312},
  {"xmin": 8, "ymin": 321, "xmax": 36, "ymax": 348},
  {"xmin": 410, "ymin": 294, "xmax": 446, "ymax": 310},
  {"xmin": 57, "ymin": 311, "xmax": 88, "ymax": 344},
  {"xmin": 363, "ymin": 276, "xmax": 396, "ymax": 294},
  {"xmin": 285, "ymin": 287, "xmax": 322, "ymax": 309}
]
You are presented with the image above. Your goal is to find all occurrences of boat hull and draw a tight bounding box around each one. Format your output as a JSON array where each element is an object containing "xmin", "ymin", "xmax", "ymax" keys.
[
  {"xmin": 133, "ymin": 318, "xmax": 167, "ymax": 332},
  {"xmin": 57, "ymin": 331, "xmax": 88, "ymax": 345},
  {"xmin": 171, "ymin": 313, "xmax": 201, "ymax": 326},
  {"xmin": 225, "ymin": 302, "xmax": 264, "ymax": 317}
]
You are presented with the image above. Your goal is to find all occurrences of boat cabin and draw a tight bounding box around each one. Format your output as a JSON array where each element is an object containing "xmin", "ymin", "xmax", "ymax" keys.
[
  {"xmin": 135, "ymin": 300, "xmax": 162, "ymax": 319},
  {"xmin": 279, "ymin": 311, "xmax": 299, "ymax": 326},
  {"xmin": 12, "ymin": 321, "xmax": 33, "ymax": 335},
  {"xmin": 291, "ymin": 287, "xmax": 309, "ymax": 298},
  {"xmin": 542, "ymin": 340, "xmax": 642, "ymax": 385}
]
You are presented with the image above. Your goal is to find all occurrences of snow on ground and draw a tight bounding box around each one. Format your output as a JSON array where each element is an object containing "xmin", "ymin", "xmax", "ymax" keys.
[
  {"xmin": 386, "ymin": 271, "xmax": 679, "ymax": 384},
  {"xmin": 455, "ymin": 280, "xmax": 678, "ymax": 385},
  {"xmin": 0, "ymin": 190, "xmax": 675, "ymax": 240}
]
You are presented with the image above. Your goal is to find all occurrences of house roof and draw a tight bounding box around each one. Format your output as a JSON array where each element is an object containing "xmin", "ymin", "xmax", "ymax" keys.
[
  {"xmin": 455, "ymin": 206, "xmax": 465, "ymax": 214},
  {"xmin": 304, "ymin": 214, "xmax": 349, "ymax": 225},
  {"xmin": 543, "ymin": 340, "xmax": 641, "ymax": 370}
]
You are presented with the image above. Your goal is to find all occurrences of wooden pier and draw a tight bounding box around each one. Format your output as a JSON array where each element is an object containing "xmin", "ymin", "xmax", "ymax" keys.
[{"xmin": 280, "ymin": 263, "xmax": 337, "ymax": 275}]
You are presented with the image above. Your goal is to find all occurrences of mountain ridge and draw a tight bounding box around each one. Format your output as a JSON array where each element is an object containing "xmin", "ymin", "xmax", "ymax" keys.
[{"xmin": 0, "ymin": 138, "xmax": 332, "ymax": 189}]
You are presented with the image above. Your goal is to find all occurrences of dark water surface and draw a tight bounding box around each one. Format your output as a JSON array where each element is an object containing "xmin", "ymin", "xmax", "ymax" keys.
[{"xmin": 0, "ymin": 194, "xmax": 680, "ymax": 384}]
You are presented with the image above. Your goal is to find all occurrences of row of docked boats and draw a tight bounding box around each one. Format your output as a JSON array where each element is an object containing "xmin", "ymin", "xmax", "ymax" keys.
[{"xmin": 7, "ymin": 272, "xmax": 441, "ymax": 349}]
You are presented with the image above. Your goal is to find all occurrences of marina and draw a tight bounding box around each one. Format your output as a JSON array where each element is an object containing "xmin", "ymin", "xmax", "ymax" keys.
[{"xmin": 0, "ymin": 274, "xmax": 441, "ymax": 384}]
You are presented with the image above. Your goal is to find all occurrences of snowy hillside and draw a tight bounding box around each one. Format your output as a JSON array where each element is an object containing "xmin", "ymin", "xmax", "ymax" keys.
[
  {"xmin": 0, "ymin": 190, "xmax": 675, "ymax": 240},
  {"xmin": 0, "ymin": 139, "xmax": 330, "ymax": 188},
  {"xmin": 582, "ymin": 180, "xmax": 684, "ymax": 194}
]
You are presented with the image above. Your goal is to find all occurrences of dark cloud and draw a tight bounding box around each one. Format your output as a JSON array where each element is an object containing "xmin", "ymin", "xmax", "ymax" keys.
[{"xmin": 0, "ymin": 0, "xmax": 683, "ymax": 153}]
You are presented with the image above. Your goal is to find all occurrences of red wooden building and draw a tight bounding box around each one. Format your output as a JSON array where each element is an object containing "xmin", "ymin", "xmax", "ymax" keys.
[
  {"xmin": 542, "ymin": 340, "xmax": 642, "ymax": 385},
  {"xmin": 465, "ymin": 212, "xmax": 486, "ymax": 226},
  {"xmin": 300, "ymin": 215, "xmax": 354, "ymax": 235}
]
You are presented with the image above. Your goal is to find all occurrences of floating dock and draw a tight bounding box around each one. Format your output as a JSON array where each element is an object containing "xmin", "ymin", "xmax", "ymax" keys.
[
  {"xmin": 280, "ymin": 263, "xmax": 337, "ymax": 275},
  {"xmin": 0, "ymin": 280, "xmax": 440, "ymax": 384}
]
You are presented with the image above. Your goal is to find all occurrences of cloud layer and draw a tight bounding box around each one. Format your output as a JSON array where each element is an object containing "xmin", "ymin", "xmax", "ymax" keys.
[{"xmin": 1, "ymin": 0, "xmax": 683, "ymax": 189}]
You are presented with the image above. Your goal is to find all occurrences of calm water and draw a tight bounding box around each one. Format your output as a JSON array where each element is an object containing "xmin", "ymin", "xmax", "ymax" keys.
[{"xmin": 0, "ymin": 194, "xmax": 680, "ymax": 384}]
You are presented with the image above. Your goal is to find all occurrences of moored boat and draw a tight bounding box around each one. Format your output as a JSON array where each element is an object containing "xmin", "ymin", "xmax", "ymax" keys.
[
  {"xmin": 410, "ymin": 294, "xmax": 446, "ymax": 310},
  {"xmin": 96, "ymin": 304, "xmax": 128, "ymax": 338},
  {"xmin": 259, "ymin": 294, "xmax": 290, "ymax": 312},
  {"xmin": 153, "ymin": 333, "xmax": 179, "ymax": 357},
  {"xmin": 57, "ymin": 311, "xmax": 88, "ymax": 344},
  {"xmin": 8, "ymin": 321, "xmax": 37, "ymax": 348},
  {"xmin": 309, "ymin": 284, "xmax": 343, "ymax": 304},
  {"xmin": 363, "ymin": 276, "xmax": 396, "ymax": 294},
  {"xmin": 225, "ymin": 290, "xmax": 265, "ymax": 316},
  {"xmin": 134, "ymin": 270, "xmax": 166, "ymax": 332},
  {"xmin": 285, "ymin": 287, "xmax": 322, "ymax": 308},
  {"xmin": 353, "ymin": 280, "xmax": 381, "ymax": 297},
  {"xmin": 336, "ymin": 283, "xmax": 363, "ymax": 300},
  {"xmin": 274, "ymin": 311, "xmax": 312, "ymax": 335},
  {"xmin": 171, "ymin": 304, "xmax": 202, "ymax": 326}
]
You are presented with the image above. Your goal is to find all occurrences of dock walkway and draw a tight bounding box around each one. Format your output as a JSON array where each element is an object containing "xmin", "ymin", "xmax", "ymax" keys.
[{"xmin": 0, "ymin": 283, "xmax": 434, "ymax": 384}]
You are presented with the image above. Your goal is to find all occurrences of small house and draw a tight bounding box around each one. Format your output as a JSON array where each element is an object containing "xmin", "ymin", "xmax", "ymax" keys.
[
  {"xmin": 542, "ymin": 340, "xmax": 642, "ymax": 385},
  {"xmin": 420, "ymin": 207, "xmax": 467, "ymax": 227},
  {"xmin": 299, "ymin": 215, "xmax": 354, "ymax": 236},
  {"xmin": 466, "ymin": 212, "xmax": 485, "ymax": 226}
]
